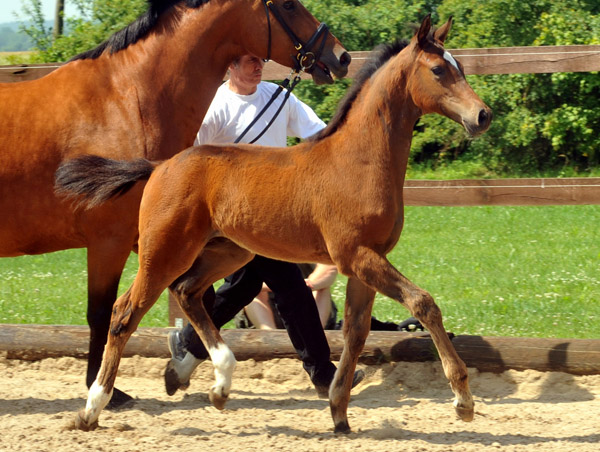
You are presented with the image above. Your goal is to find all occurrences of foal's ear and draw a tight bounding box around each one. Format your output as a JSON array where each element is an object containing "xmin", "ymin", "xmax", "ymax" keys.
[
  {"xmin": 434, "ymin": 16, "xmax": 453, "ymax": 44},
  {"xmin": 416, "ymin": 14, "xmax": 432, "ymax": 47}
]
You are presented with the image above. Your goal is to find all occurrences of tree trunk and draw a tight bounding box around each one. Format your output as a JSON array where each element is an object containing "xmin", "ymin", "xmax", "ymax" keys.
[{"xmin": 53, "ymin": 0, "xmax": 64, "ymax": 39}]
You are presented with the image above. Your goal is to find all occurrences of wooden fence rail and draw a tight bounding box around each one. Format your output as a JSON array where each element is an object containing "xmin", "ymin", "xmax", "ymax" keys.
[
  {"xmin": 404, "ymin": 178, "xmax": 600, "ymax": 206},
  {"xmin": 2, "ymin": 324, "xmax": 599, "ymax": 375},
  {"xmin": 2, "ymin": 45, "xmax": 600, "ymax": 83}
]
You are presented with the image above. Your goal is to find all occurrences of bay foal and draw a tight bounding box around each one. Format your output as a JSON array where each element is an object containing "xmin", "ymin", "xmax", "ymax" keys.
[{"xmin": 56, "ymin": 15, "xmax": 491, "ymax": 432}]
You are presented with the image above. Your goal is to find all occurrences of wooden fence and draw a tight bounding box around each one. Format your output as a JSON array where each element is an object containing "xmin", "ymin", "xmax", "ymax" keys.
[
  {"xmin": 2, "ymin": 324, "xmax": 600, "ymax": 375},
  {"xmin": 2, "ymin": 45, "xmax": 600, "ymax": 82}
]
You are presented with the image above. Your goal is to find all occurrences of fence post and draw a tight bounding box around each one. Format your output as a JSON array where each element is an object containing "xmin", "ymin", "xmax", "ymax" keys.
[{"xmin": 168, "ymin": 293, "xmax": 187, "ymax": 328}]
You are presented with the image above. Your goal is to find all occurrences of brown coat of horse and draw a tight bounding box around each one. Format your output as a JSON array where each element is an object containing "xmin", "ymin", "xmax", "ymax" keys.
[
  {"xmin": 0, "ymin": 0, "xmax": 350, "ymax": 407},
  {"xmin": 56, "ymin": 15, "xmax": 492, "ymax": 433}
]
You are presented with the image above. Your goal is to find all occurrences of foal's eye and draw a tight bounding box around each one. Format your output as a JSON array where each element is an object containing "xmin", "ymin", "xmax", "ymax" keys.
[
  {"xmin": 431, "ymin": 66, "xmax": 444, "ymax": 76},
  {"xmin": 282, "ymin": 0, "xmax": 294, "ymax": 10}
]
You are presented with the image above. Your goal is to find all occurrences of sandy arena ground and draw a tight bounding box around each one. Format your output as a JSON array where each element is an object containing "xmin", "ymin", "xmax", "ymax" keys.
[{"xmin": 0, "ymin": 353, "xmax": 598, "ymax": 452}]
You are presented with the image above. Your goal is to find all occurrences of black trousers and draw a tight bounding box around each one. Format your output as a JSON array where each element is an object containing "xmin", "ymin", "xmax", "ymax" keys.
[{"xmin": 180, "ymin": 255, "xmax": 337, "ymax": 386}]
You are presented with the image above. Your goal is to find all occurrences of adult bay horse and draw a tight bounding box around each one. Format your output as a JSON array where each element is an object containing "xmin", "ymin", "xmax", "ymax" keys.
[
  {"xmin": 0, "ymin": 0, "xmax": 350, "ymax": 407},
  {"xmin": 55, "ymin": 15, "xmax": 491, "ymax": 432}
]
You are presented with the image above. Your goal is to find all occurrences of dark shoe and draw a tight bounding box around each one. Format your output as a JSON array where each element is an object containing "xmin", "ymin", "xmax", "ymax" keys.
[
  {"xmin": 105, "ymin": 387, "xmax": 135, "ymax": 411},
  {"xmin": 167, "ymin": 330, "xmax": 186, "ymax": 362},
  {"xmin": 370, "ymin": 317, "xmax": 402, "ymax": 331},
  {"xmin": 398, "ymin": 317, "xmax": 425, "ymax": 332},
  {"xmin": 164, "ymin": 330, "xmax": 190, "ymax": 395},
  {"xmin": 315, "ymin": 369, "xmax": 366, "ymax": 399},
  {"xmin": 352, "ymin": 368, "xmax": 366, "ymax": 387}
]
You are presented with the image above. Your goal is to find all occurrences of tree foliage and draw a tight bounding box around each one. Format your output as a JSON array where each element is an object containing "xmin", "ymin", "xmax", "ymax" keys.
[
  {"xmin": 16, "ymin": 0, "xmax": 600, "ymax": 175},
  {"xmin": 21, "ymin": 0, "xmax": 146, "ymax": 61},
  {"xmin": 433, "ymin": 0, "xmax": 600, "ymax": 174}
]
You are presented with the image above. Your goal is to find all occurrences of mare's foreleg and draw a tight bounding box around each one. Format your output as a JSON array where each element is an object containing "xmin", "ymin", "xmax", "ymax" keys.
[
  {"xmin": 340, "ymin": 248, "xmax": 473, "ymax": 426},
  {"xmin": 330, "ymin": 277, "xmax": 375, "ymax": 433},
  {"xmin": 168, "ymin": 239, "xmax": 254, "ymax": 409}
]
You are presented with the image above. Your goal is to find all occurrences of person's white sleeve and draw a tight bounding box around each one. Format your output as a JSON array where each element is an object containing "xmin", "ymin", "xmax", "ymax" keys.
[
  {"xmin": 194, "ymin": 111, "xmax": 219, "ymax": 146},
  {"xmin": 286, "ymin": 94, "xmax": 326, "ymax": 139}
]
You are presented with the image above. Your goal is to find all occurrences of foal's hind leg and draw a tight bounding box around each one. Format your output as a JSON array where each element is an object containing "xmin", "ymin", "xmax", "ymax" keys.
[
  {"xmin": 168, "ymin": 239, "xmax": 254, "ymax": 409},
  {"xmin": 75, "ymin": 282, "xmax": 163, "ymax": 431},
  {"xmin": 339, "ymin": 248, "xmax": 473, "ymax": 428},
  {"xmin": 86, "ymin": 241, "xmax": 134, "ymax": 409},
  {"xmin": 75, "ymin": 240, "xmax": 208, "ymax": 430}
]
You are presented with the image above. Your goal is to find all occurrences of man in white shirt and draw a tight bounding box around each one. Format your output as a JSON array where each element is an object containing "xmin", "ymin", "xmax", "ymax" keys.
[
  {"xmin": 165, "ymin": 55, "xmax": 364, "ymax": 398},
  {"xmin": 195, "ymin": 59, "xmax": 325, "ymax": 146}
]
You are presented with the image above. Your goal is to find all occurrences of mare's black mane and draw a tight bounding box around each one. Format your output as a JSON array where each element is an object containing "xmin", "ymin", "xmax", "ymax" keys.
[
  {"xmin": 310, "ymin": 39, "xmax": 409, "ymax": 141},
  {"xmin": 70, "ymin": 0, "xmax": 209, "ymax": 61}
]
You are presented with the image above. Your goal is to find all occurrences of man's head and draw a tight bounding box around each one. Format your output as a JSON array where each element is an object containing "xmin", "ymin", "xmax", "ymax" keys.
[{"xmin": 228, "ymin": 55, "xmax": 265, "ymax": 95}]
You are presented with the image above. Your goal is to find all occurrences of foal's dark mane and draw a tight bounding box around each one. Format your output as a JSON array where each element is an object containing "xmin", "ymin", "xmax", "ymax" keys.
[
  {"xmin": 70, "ymin": 0, "xmax": 210, "ymax": 61},
  {"xmin": 310, "ymin": 39, "xmax": 409, "ymax": 141}
]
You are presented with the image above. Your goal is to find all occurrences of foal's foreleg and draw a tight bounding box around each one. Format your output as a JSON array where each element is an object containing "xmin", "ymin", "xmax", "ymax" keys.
[
  {"xmin": 344, "ymin": 248, "xmax": 473, "ymax": 423},
  {"xmin": 330, "ymin": 277, "xmax": 375, "ymax": 433}
]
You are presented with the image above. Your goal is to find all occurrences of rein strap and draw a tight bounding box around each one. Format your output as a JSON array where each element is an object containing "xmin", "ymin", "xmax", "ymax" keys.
[{"xmin": 234, "ymin": 73, "xmax": 302, "ymax": 144}]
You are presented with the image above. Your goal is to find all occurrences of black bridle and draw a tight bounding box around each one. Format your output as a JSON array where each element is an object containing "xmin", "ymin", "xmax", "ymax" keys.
[
  {"xmin": 234, "ymin": 0, "xmax": 331, "ymax": 144},
  {"xmin": 261, "ymin": 0, "xmax": 330, "ymax": 73}
]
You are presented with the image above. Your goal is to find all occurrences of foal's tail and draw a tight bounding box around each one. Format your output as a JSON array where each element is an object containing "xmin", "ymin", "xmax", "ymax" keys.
[{"xmin": 54, "ymin": 155, "xmax": 157, "ymax": 209}]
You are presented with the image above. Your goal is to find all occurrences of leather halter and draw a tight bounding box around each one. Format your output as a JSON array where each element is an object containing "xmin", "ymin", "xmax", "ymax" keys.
[
  {"xmin": 262, "ymin": 0, "xmax": 330, "ymax": 73},
  {"xmin": 234, "ymin": 1, "xmax": 331, "ymax": 144}
]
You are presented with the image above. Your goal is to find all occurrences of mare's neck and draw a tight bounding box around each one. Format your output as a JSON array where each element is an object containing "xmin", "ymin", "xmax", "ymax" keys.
[{"xmin": 101, "ymin": 2, "xmax": 242, "ymax": 159}]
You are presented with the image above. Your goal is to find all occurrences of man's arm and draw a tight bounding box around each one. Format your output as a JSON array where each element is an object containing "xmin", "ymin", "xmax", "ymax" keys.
[{"xmin": 286, "ymin": 94, "xmax": 326, "ymax": 139}]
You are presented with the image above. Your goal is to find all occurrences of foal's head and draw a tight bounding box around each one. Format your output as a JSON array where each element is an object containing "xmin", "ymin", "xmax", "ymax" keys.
[{"xmin": 404, "ymin": 15, "xmax": 492, "ymax": 136}]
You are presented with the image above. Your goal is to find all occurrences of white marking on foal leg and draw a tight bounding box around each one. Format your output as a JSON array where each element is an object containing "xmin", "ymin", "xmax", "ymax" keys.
[
  {"xmin": 83, "ymin": 380, "xmax": 112, "ymax": 425},
  {"xmin": 207, "ymin": 343, "xmax": 236, "ymax": 409},
  {"xmin": 443, "ymin": 50, "xmax": 460, "ymax": 72}
]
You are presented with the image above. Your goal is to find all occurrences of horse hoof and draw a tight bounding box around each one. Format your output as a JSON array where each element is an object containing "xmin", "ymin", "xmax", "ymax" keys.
[
  {"xmin": 454, "ymin": 403, "xmax": 474, "ymax": 422},
  {"xmin": 106, "ymin": 388, "xmax": 135, "ymax": 411},
  {"xmin": 334, "ymin": 420, "xmax": 351, "ymax": 434},
  {"xmin": 208, "ymin": 387, "xmax": 229, "ymax": 410},
  {"xmin": 74, "ymin": 410, "xmax": 99, "ymax": 432},
  {"xmin": 164, "ymin": 360, "xmax": 190, "ymax": 396}
]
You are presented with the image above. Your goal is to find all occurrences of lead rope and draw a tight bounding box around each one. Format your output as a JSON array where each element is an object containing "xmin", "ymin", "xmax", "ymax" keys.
[{"xmin": 234, "ymin": 69, "xmax": 303, "ymax": 144}]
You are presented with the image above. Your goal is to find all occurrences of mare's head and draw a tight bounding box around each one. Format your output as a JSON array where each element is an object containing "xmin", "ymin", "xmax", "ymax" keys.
[
  {"xmin": 250, "ymin": 0, "xmax": 351, "ymax": 84},
  {"xmin": 404, "ymin": 15, "xmax": 492, "ymax": 136},
  {"xmin": 71, "ymin": 0, "xmax": 350, "ymax": 85}
]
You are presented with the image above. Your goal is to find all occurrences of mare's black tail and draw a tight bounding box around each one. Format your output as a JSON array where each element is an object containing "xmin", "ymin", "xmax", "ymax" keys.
[{"xmin": 54, "ymin": 155, "xmax": 156, "ymax": 209}]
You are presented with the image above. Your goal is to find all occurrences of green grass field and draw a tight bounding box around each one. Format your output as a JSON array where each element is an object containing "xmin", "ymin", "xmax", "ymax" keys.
[{"xmin": 1, "ymin": 205, "xmax": 599, "ymax": 338}]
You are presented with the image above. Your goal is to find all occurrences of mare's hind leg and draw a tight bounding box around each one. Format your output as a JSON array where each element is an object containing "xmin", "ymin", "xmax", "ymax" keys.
[
  {"xmin": 337, "ymin": 248, "xmax": 473, "ymax": 430},
  {"xmin": 168, "ymin": 238, "xmax": 254, "ymax": 409},
  {"xmin": 86, "ymin": 241, "xmax": 134, "ymax": 409},
  {"xmin": 330, "ymin": 277, "xmax": 376, "ymax": 433}
]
